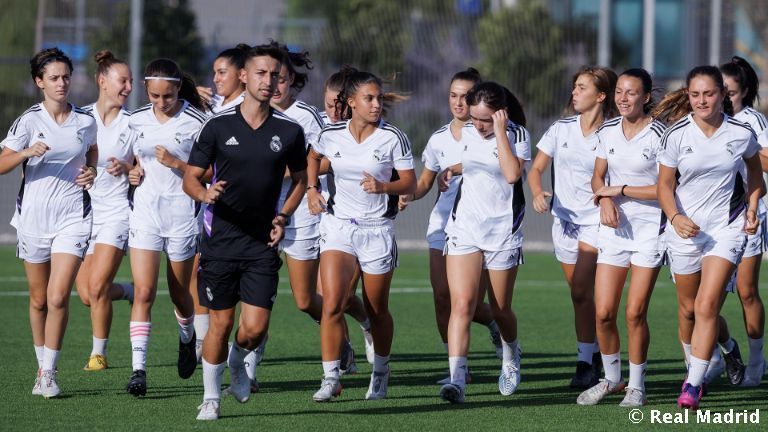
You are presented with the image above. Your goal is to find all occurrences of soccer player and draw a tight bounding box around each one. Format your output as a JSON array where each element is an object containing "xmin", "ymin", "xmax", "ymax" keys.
[
  {"xmin": 0, "ymin": 47, "xmax": 97, "ymax": 398},
  {"xmin": 576, "ymin": 68, "xmax": 666, "ymax": 407},
  {"xmin": 399, "ymin": 68, "xmax": 503, "ymax": 373},
  {"xmin": 74, "ymin": 50, "xmax": 135, "ymax": 372},
  {"xmin": 124, "ymin": 58, "xmax": 207, "ymax": 396},
  {"xmin": 184, "ymin": 43, "xmax": 307, "ymax": 421},
  {"xmin": 528, "ymin": 66, "xmax": 618, "ymax": 388},
  {"xmin": 656, "ymin": 66, "xmax": 763, "ymax": 410},
  {"xmin": 306, "ymin": 68, "xmax": 416, "ymax": 402},
  {"xmin": 436, "ymin": 82, "xmax": 529, "ymax": 404}
]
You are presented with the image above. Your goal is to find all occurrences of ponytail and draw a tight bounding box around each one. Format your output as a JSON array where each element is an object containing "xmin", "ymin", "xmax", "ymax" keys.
[{"xmin": 651, "ymin": 88, "xmax": 690, "ymax": 125}]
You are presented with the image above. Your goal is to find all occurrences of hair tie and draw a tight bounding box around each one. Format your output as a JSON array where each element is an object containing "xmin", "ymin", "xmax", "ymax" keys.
[{"xmin": 144, "ymin": 76, "xmax": 181, "ymax": 82}]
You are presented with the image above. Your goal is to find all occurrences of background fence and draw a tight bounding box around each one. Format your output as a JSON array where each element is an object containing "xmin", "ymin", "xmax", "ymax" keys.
[{"xmin": 1, "ymin": 0, "xmax": 767, "ymax": 248}]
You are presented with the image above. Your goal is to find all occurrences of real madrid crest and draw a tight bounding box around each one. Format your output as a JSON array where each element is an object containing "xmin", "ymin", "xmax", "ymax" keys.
[
  {"xmin": 270, "ymin": 135, "xmax": 282, "ymax": 152},
  {"xmin": 373, "ymin": 149, "xmax": 381, "ymax": 161},
  {"xmin": 76, "ymin": 130, "xmax": 84, "ymax": 144},
  {"xmin": 175, "ymin": 132, "xmax": 182, "ymax": 144}
]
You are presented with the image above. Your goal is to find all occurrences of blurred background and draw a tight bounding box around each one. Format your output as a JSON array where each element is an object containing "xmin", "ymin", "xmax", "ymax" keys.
[{"xmin": 0, "ymin": 0, "xmax": 766, "ymax": 248}]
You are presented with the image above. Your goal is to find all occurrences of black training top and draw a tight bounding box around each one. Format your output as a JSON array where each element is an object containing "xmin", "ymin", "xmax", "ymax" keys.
[{"xmin": 188, "ymin": 105, "xmax": 307, "ymax": 260}]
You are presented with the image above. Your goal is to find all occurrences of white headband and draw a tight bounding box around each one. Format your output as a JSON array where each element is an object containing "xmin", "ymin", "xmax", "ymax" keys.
[{"xmin": 144, "ymin": 76, "xmax": 181, "ymax": 82}]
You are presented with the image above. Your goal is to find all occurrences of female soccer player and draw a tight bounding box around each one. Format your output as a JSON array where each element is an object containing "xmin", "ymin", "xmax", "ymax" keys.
[
  {"xmin": 399, "ymin": 68, "xmax": 503, "ymax": 367},
  {"xmin": 528, "ymin": 66, "xmax": 618, "ymax": 388},
  {"xmin": 576, "ymin": 68, "xmax": 666, "ymax": 407},
  {"xmin": 0, "ymin": 47, "xmax": 97, "ymax": 398},
  {"xmin": 124, "ymin": 58, "xmax": 207, "ymax": 396},
  {"xmin": 657, "ymin": 66, "xmax": 762, "ymax": 410},
  {"xmin": 306, "ymin": 68, "xmax": 416, "ymax": 401},
  {"xmin": 437, "ymin": 82, "xmax": 530, "ymax": 404},
  {"xmin": 74, "ymin": 50, "xmax": 136, "ymax": 372}
]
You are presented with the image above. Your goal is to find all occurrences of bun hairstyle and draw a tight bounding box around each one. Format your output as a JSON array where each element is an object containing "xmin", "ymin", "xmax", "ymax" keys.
[
  {"xmin": 451, "ymin": 67, "xmax": 482, "ymax": 86},
  {"xmin": 266, "ymin": 40, "xmax": 312, "ymax": 91},
  {"xmin": 651, "ymin": 65, "xmax": 734, "ymax": 125},
  {"xmin": 144, "ymin": 58, "xmax": 205, "ymax": 111},
  {"xmin": 720, "ymin": 55, "xmax": 760, "ymax": 108},
  {"xmin": 216, "ymin": 43, "xmax": 251, "ymax": 70},
  {"xmin": 465, "ymin": 81, "xmax": 526, "ymax": 127},
  {"xmin": 94, "ymin": 49, "xmax": 128, "ymax": 83},
  {"xmin": 30, "ymin": 47, "xmax": 73, "ymax": 80},
  {"xmin": 619, "ymin": 68, "xmax": 656, "ymax": 114}
]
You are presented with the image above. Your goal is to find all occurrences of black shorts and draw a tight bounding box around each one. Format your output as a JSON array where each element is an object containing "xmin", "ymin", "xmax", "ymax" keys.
[{"xmin": 197, "ymin": 250, "xmax": 282, "ymax": 310}]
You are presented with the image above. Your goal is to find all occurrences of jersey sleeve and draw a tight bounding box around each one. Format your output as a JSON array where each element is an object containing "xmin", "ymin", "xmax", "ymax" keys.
[
  {"xmin": 1, "ymin": 113, "xmax": 31, "ymax": 152},
  {"xmin": 743, "ymin": 131, "xmax": 760, "ymax": 159},
  {"xmin": 187, "ymin": 120, "xmax": 217, "ymax": 169},
  {"xmin": 658, "ymin": 129, "xmax": 681, "ymax": 168},
  {"xmin": 313, "ymin": 130, "xmax": 329, "ymax": 157},
  {"xmin": 286, "ymin": 129, "xmax": 308, "ymax": 173},
  {"xmin": 758, "ymin": 128, "xmax": 768, "ymax": 149},
  {"xmin": 304, "ymin": 115, "xmax": 323, "ymax": 150},
  {"xmin": 509, "ymin": 125, "xmax": 531, "ymax": 160},
  {"xmin": 595, "ymin": 131, "xmax": 607, "ymax": 159},
  {"xmin": 421, "ymin": 137, "xmax": 440, "ymax": 172},
  {"xmin": 392, "ymin": 131, "xmax": 414, "ymax": 170},
  {"xmin": 84, "ymin": 118, "xmax": 98, "ymax": 150},
  {"xmin": 535, "ymin": 121, "xmax": 558, "ymax": 157}
]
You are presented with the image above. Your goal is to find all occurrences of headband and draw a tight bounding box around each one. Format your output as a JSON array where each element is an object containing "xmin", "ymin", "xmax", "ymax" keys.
[{"xmin": 144, "ymin": 76, "xmax": 181, "ymax": 82}]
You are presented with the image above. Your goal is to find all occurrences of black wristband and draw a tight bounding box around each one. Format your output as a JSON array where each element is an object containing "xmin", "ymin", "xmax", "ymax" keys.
[
  {"xmin": 620, "ymin": 185, "xmax": 627, "ymax": 196},
  {"xmin": 306, "ymin": 185, "xmax": 320, "ymax": 191},
  {"xmin": 670, "ymin": 212, "xmax": 681, "ymax": 224}
]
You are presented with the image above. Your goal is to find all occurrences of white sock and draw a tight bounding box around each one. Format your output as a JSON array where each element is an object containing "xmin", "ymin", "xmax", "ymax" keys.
[
  {"xmin": 681, "ymin": 341, "xmax": 692, "ymax": 366},
  {"xmin": 577, "ymin": 342, "xmax": 594, "ymax": 364},
  {"xmin": 448, "ymin": 356, "xmax": 468, "ymax": 387},
  {"xmin": 130, "ymin": 321, "xmax": 151, "ymax": 371},
  {"xmin": 244, "ymin": 350, "xmax": 257, "ymax": 380},
  {"xmin": 34, "ymin": 345, "xmax": 44, "ymax": 369},
  {"xmin": 709, "ymin": 346, "xmax": 723, "ymax": 365},
  {"xmin": 118, "ymin": 283, "xmax": 134, "ymax": 302},
  {"xmin": 501, "ymin": 338, "xmax": 519, "ymax": 364},
  {"xmin": 628, "ymin": 361, "xmax": 647, "ymax": 391},
  {"xmin": 322, "ymin": 360, "xmax": 341, "ymax": 379},
  {"xmin": 91, "ymin": 336, "xmax": 108, "ymax": 356},
  {"xmin": 358, "ymin": 318, "xmax": 371, "ymax": 332},
  {"xmin": 602, "ymin": 352, "xmax": 621, "ymax": 383},
  {"xmin": 373, "ymin": 354, "xmax": 390, "ymax": 373},
  {"xmin": 174, "ymin": 311, "xmax": 194, "ymax": 344},
  {"xmin": 42, "ymin": 346, "xmax": 60, "ymax": 372},
  {"xmin": 687, "ymin": 355, "xmax": 709, "ymax": 387},
  {"xmin": 748, "ymin": 337, "xmax": 764, "ymax": 367},
  {"xmin": 202, "ymin": 359, "xmax": 225, "ymax": 401},
  {"xmin": 194, "ymin": 314, "xmax": 209, "ymax": 342},
  {"xmin": 720, "ymin": 337, "xmax": 736, "ymax": 354},
  {"xmin": 228, "ymin": 342, "xmax": 249, "ymax": 369}
]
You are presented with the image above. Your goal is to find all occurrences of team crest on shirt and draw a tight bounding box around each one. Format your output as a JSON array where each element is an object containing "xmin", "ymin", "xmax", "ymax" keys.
[
  {"xmin": 119, "ymin": 132, "xmax": 128, "ymax": 145},
  {"xmin": 206, "ymin": 286, "xmax": 213, "ymax": 302},
  {"xmin": 270, "ymin": 135, "xmax": 282, "ymax": 152},
  {"xmin": 373, "ymin": 149, "xmax": 382, "ymax": 161},
  {"xmin": 641, "ymin": 147, "xmax": 651, "ymax": 160},
  {"xmin": 174, "ymin": 132, "xmax": 182, "ymax": 145},
  {"xmin": 492, "ymin": 149, "xmax": 499, "ymax": 159},
  {"xmin": 76, "ymin": 131, "xmax": 84, "ymax": 144},
  {"xmin": 726, "ymin": 143, "xmax": 734, "ymax": 155}
]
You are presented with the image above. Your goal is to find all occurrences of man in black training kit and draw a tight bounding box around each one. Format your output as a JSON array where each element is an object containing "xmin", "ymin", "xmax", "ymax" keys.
[{"xmin": 183, "ymin": 44, "xmax": 308, "ymax": 421}]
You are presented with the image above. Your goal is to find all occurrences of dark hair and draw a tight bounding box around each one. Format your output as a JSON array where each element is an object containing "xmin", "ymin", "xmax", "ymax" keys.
[
  {"xmin": 334, "ymin": 66, "xmax": 408, "ymax": 121},
  {"xmin": 465, "ymin": 81, "xmax": 526, "ymax": 127},
  {"xmin": 245, "ymin": 43, "xmax": 285, "ymax": 66},
  {"xmin": 652, "ymin": 65, "xmax": 734, "ymax": 124},
  {"xmin": 324, "ymin": 66, "xmax": 351, "ymax": 93},
  {"xmin": 144, "ymin": 58, "xmax": 205, "ymax": 111},
  {"xmin": 94, "ymin": 50, "xmax": 128, "ymax": 84},
  {"xmin": 720, "ymin": 55, "xmax": 759, "ymax": 108},
  {"xmin": 215, "ymin": 43, "xmax": 250, "ymax": 70},
  {"xmin": 30, "ymin": 47, "xmax": 73, "ymax": 80},
  {"xmin": 619, "ymin": 68, "xmax": 655, "ymax": 114},
  {"xmin": 451, "ymin": 67, "xmax": 482, "ymax": 86},
  {"xmin": 566, "ymin": 66, "xmax": 618, "ymax": 119},
  {"xmin": 265, "ymin": 40, "xmax": 312, "ymax": 91}
]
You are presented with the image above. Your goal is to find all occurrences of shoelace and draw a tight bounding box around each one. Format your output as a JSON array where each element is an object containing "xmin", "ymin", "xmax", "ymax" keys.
[{"xmin": 197, "ymin": 400, "xmax": 218, "ymax": 410}]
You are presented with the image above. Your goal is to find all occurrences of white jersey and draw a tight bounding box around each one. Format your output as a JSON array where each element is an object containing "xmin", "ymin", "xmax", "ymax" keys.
[
  {"xmin": 277, "ymin": 100, "xmax": 324, "ymax": 229},
  {"xmin": 658, "ymin": 113, "xmax": 760, "ymax": 241},
  {"xmin": 595, "ymin": 117, "xmax": 666, "ymax": 250},
  {"xmin": 82, "ymin": 104, "xmax": 133, "ymax": 224},
  {"xmin": 210, "ymin": 92, "xmax": 244, "ymax": 114},
  {"xmin": 733, "ymin": 107, "xmax": 768, "ymax": 214},
  {"xmin": 315, "ymin": 119, "xmax": 414, "ymax": 220},
  {"xmin": 536, "ymin": 115, "xmax": 601, "ymax": 225},
  {"xmin": 2, "ymin": 103, "xmax": 97, "ymax": 237},
  {"xmin": 445, "ymin": 121, "xmax": 531, "ymax": 251},
  {"xmin": 422, "ymin": 122, "xmax": 464, "ymax": 242},
  {"xmin": 129, "ymin": 100, "xmax": 205, "ymax": 236}
]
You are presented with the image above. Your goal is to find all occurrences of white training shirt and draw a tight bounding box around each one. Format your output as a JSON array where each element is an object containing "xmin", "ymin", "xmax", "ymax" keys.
[
  {"xmin": 595, "ymin": 116, "xmax": 666, "ymax": 250},
  {"xmin": 129, "ymin": 100, "xmax": 205, "ymax": 237},
  {"xmin": 315, "ymin": 119, "xmax": 414, "ymax": 220},
  {"xmin": 445, "ymin": 121, "xmax": 531, "ymax": 251},
  {"xmin": 733, "ymin": 107, "xmax": 768, "ymax": 214},
  {"xmin": 82, "ymin": 103, "xmax": 133, "ymax": 224},
  {"xmin": 277, "ymin": 100, "xmax": 324, "ymax": 229},
  {"xmin": 2, "ymin": 103, "xmax": 97, "ymax": 237},
  {"xmin": 422, "ymin": 122, "xmax": 464, "ymax": 243},
  {"xmin": 536, "ymin": 115, "xmax": 601, "ymax": 225},
  {"xmin": 210, "ymin": 92, "xmax": 244, "ymax": 114},
  {"xmin": 658, "ymin": 113, "xmax": 760, "ymax": 242}
]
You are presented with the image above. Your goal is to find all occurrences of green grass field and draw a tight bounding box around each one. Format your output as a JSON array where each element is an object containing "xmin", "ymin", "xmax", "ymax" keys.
[{"xmin": 0, "ymin": 247, "xmax": 765, "ymax": 431}]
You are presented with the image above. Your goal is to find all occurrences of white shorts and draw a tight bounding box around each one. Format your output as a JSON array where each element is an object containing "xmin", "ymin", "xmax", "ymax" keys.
[
  {"xmin": 128, "ymin": 228, "xmax": 197, "ymax": 262},
  {"xmin": 318, "ymin": 214, "xmax": 397, "ymax": 275},
  {"xmin": 427, "ymin": 230, "xmax": 446, "ymax": 251},
  {"xmin": 667, "ymin": 232, "xmax": 747, "ymax": 275},
  {"xmin": 742, "ymin": 213, "xmax": 767, "ymax": 258},
  {"xmin": 552, "ymin": 217, "xmax": 599, "ymax": 265},
  {"xmin": 447, "ymin": 242, "xmax": 523, "ymax": 271},
  {"xmin": 280, "ymin": 237, "xmax": 320, "ymax": 261},
  {"xmin": 17, "ymin": 230, "xmax": 90, "ymax": 263},
  {"xmin": 597, "ymin": 246, "xmax": 665, "ymax": 268},
  {"xmin": 87, "ymin": 219, "xmax": 129, "ymax": 255}
]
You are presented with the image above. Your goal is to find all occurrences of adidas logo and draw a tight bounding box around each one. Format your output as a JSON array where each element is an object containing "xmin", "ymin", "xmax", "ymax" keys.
[
  {"xmin": 139, "ymin": 132, "xmax": 144, "ymax": 139},
  {"xmin": 225, "ymin": 136, "xmax": 239, "ymax": 146},
  {"xmin": 608, "ymin": 148, "xmax": 614, "ymax": 154},
  {"xmin": 37, "ymin": 132, "xmax": 45, "ymax": 139},
  {"xmin": 562, "ymin": 142, "xmax": 568, "ymax": 148},
  {"xmin": 333, "ymin": 152, "xmax": 341, "ymax": 158},
  {"xmin": 683, "ymin": 146, "xmax": 693, "ymax": 154}
]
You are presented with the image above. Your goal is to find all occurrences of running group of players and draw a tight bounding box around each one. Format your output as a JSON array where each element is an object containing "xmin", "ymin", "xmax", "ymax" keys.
[{"xmin": 1, "ymin": 40, "xmax": 765, "ymax": 420}]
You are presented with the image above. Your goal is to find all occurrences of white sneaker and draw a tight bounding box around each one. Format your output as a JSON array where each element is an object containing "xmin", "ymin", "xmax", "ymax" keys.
[
  {"xmin": 439, "ymin": 382, "xmax": 465, "ymax": 404},
  {"xmin": 365, "ymin": 367, "xmax": 390, "ymax": 400},
  {"xmin": 741, "ymin": 358, "xmax": 766, "ymax": 387},
  {"xmin": 313, "ymin": 377, "xmax": 342, "ymax": 402},
  {"xmin": 227, "ymin": 362, "xmax": 250, "ymax": 403},
  {"xmin": 576, "ymin": 379, "xmax": 625, "ymax": 406},
  {"xmin": 619, "ymin": 387, "xmax": 647, "ymax": 407},
  {"xmin": 704, "ymin": 358, "xmax": 725, "ymax": 383},
  {"xmin": 40, "ymin": 370, "xmax": 61, "ymax": 399},
  {"xmin": 196, "ymin": 399, "xmax": 220, "ymax": 421},
  {"xmin": 32, "ymin": 369, "xmax": 42, "ymax": 396},
  {"xmin": 498, "ymin": 361, "xmax": 521, "ymax": 396},
  {"xmin": 362, "ymin": 328, "xmax": 375, "ymax": 364}
]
